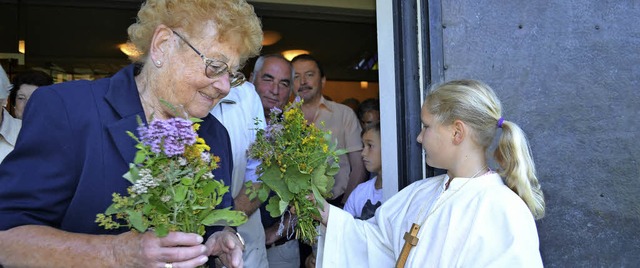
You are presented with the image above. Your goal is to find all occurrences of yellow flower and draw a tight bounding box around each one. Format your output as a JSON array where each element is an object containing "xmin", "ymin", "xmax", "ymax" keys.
[
  {"xmin": 195, "ymin": 137, "xmax": 210, "ymax": 152},
  {"xmin": 283, "ymin": 108, "xmax": 297, "ymax": 121}
]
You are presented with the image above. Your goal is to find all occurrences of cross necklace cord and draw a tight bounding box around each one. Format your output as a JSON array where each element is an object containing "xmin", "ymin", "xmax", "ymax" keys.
[{"xmin": 395, "ymin": 166, "xmax": 488, "ymax": 268}]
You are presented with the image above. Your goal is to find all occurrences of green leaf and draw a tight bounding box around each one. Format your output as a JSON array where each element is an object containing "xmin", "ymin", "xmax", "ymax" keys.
[
  {"xmin": 159, "ymin": 99, "xmax": 178, "ymax": 115},
  {"xmin": 135, "ymin": 115, "xmax": 143, "ymax": 126},
  {"xmin": 325, "ymin": 163, "xmax": 340, "ymax": 177},
  {"xmin": 203, "ymin": 180, "xmax": 223, "ymax": 197},
  {"xmin": 278, "ymin": 199, "xmax": 289, "ymax": 215},
  {"xmin": 155, "ymin": 224, "xmax": 169, "ymax": 237},
  {"xmin": 149, "ymin": 197, "xmax": 171, "ymax": 214},
  {"xmin": 174, "ymin": 185, "xmax": 187, "ymax": 202},
  {"xmin": 123, "ymin": 163, "xmax": 140, "ymax": 184},
  {"xmin": 126, "ymin": 130, "xmax": 141, "ymax": 143},
  {"xmin": 266, "ymin": 196, "xmax": 284, "ymax": 217},
  {"xmin": 193, "ymin": 167, "xmax": 208, "ymax": 181},
  {"xmin": 134, "ymin": 150, "xmax": 146, "ymax": 164},
  {"xmin": 311, "ymin": 165, "xmax": 332, "ymax": 194},
  {"xmin": 180, "ymin": 177, "xmax": 193, "ymax": 186},
  {"xmin": 105, "ymin": 203, "xmax": 119, "ymax": 215},
  {"xmin": 286, "ymin": 166, "xmax": 311, "ymax": 194},
  {"xmin": 245, "ymin": 181, "xmax": 257, "ymax": 200},
  {"xmin": 311, "ymin": 185, "xmax": 326, "ymax": 211},
  {"xmin": 260, "ymin": 166, "xmax": 292, "ymax": 202},
  {"xmin": 142, "ymin": 203, "xmax": 153, "ymax": 214},
  {"xmin": 334, "ymin": 148, "xmax": 347, "ymax": 156},
  {"xmin": 126, "ymin": 209, "xmax": 147, "ymax": 233},
  {"xmin": 257, "ymin": 186, "xmax": 270, "ymax": 202},
  {"xmin": 200, "ymin": 208, "xmax": 247, "ymax": 227}
]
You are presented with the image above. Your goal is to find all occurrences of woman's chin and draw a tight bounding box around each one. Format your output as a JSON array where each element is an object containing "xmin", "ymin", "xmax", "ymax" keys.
[{"xmin": 180, "ymin": 107, "xmax": 208, "ymax": 119}]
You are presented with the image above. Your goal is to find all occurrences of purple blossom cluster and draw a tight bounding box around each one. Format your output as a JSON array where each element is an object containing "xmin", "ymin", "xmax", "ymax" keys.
[
  {"xmin": 138, "ymin": 118, "xmax": 197, "ymax": 157},
  {"xmin": 264, "ymin": 122, "xmax": 284, "ymax": 140},
  {"xmin": 270, "ymin": 106, "xmax": 283, "ymax": 115}
]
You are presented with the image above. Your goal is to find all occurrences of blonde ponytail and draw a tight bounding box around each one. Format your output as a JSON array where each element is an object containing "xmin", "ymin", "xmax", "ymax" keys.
[{"xmin": 494, "ymin": 120, "xmax": 545, "ymax": 219}]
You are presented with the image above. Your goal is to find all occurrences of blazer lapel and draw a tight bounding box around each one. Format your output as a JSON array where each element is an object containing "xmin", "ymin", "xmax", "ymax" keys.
[{"xmin": 104, "ymin": 65, "xmax": 146, "ymax": 164}]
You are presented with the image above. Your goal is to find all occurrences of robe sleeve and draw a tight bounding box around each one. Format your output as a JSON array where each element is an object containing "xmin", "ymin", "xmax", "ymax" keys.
[
  {"xmin": 317, "ymin": 204, "xmax": 395, "ymax": 267},
  {"xmin": 316, "ymin": 177, "xmax": 445, "ymax": 268}
]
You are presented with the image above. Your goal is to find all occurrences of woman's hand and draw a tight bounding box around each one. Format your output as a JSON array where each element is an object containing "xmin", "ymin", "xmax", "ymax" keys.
[
  {"xmin": 204, "ymin": 228, "xmax": 244, "ymax": 268},
  {"xmin": 114, "ymin": 230, "xmax": 208, "ymax": 268}
]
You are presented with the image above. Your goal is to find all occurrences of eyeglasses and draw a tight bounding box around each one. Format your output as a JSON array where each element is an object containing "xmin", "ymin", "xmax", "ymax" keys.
[{"xmin": 172, "ymin": 30, "xmax": 245, "ymax": 87}]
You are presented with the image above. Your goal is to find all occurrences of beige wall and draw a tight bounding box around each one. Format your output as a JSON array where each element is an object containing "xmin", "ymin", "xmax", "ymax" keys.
[{"xmin": 323, "ymin": 81, "xmax": 379, "ymax": 103}]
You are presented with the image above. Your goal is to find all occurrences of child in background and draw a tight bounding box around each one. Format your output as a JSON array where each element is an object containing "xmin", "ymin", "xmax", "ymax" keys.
[{"xmin": 344, "ymin": 122, "xmax": 383, "ymax": 220}]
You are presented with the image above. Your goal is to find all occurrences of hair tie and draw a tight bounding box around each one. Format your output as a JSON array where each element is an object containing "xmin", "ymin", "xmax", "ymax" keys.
[{"xmin": 497, "ymin": 117, "xmax": 504, "ymax": 128}]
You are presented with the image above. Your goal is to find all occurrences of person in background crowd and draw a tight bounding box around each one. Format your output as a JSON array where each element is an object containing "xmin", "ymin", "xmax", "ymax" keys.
[
  {"xmin": 246, "ymin": 54, "xmax": 300, "ymax": 268},
  {"xmin": 8, "ymin": 70, "xmax": 53, "ymax": 119},
  {"xmin": 0, "ymin": 65, "xmax": 21, "ymax": 163},
  {"xmin": 344, "ymin": 122, "xmax": 383, "ymax": 220},
  {"xmin": 0, "ymin": 1, "xmax": 262, "ymax": 267},
  {"xmin": 251, "ymin": 54, "xmax": 293, "ymax": 120},
  {"xmin": 210, "ymin": 81, "xmax": 269, "ymax": 268},
  {"xmin": 291, "ymin": 54, "xmax": 366, "ymax": 207},
  {"xmin": 341, "ymin": 97, "xmax": 360, "ymax": 115},
  {"xmin": 315, "ymin": 79, "xmax": 545, "ymax": 267},
  {"xmin": 357, "ymin": 98, "xmax": 380, "ymax": 129}
]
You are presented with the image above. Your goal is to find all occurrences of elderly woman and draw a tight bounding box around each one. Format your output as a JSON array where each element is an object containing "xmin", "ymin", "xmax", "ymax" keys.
[{"xmin": 0, "ymin": 0, "xmax": 262, "ymax": 267}]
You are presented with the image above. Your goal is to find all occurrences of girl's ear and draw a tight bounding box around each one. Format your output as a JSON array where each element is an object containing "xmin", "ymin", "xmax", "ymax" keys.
[{"xmin": 452, "ymin": 119, "xmax": 465, "ymax": 145}]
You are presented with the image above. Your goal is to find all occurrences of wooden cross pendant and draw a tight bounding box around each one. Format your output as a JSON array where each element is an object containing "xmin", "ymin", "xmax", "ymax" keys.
[{"xmin": 395, "ymin": 223, "xmax": 421, "ymax": 268}]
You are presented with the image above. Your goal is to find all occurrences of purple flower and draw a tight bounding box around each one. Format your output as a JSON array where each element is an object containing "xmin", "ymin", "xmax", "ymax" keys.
[
  {"xmin": 270, "ymin": 106, "xmax": 283, "ymax": 115},
  {"xmin": 138, "ymin": 118, "xmax": 197, "ymax": 157},
  {"xmin": 265, "ymin": 123, "xmax": 284, "ymax": 140}
]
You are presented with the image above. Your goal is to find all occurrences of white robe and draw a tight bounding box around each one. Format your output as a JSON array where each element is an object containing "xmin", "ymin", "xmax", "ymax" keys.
[{"xmin": 317, "ymin": 173, "xmax": 543, "ymax": 267}]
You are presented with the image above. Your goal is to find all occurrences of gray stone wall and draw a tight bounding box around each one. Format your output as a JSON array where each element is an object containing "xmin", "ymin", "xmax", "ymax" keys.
[{"xmin": 438, "ymin": 1, "xmax": 640, "ymax": 266}]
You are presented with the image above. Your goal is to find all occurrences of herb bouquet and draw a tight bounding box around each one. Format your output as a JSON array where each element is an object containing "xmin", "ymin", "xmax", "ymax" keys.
[
  {"xmin": 247, "ymin": 100, "xmax": 344, "ymax": 244},
  {"xmin": 96, "ymin": 117, "xmax": 246, "ymax": 237}
]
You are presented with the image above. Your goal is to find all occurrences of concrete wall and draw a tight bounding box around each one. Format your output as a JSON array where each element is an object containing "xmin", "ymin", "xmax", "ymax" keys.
[{"xmin": 437, "ymin": 1, "xmax": 640, "ymax": 266}]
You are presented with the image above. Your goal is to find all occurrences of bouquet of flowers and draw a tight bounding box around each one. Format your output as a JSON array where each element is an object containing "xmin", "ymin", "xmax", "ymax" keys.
[
  {"xmin": 247, "ymin": 99, "xmax": 344, "ymax": 244},
  {"xmin": 96, "ymin": 116, "xmax": 246, "ymax": 237}
]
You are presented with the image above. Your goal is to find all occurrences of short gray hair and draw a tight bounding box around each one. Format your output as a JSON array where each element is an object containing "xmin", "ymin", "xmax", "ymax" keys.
[{"xmin": 0, "ymin": 65, "xmax": 12, "ymax": 100}]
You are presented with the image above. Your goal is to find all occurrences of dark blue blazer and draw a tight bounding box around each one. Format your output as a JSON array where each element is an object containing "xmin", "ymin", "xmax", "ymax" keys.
[{"xmin": 0, "ymin": 65, "xmax": 233, "ymax": 240}]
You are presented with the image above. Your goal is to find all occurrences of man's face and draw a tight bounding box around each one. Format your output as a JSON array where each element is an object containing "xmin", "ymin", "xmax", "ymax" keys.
[
  {"xmin": 293, "ymin": 59, "xmax": 325, "ymax": 102},
  {"xmin": 361, "ymin": 110, "xmax": 380, "ymax": 129},
  {"xmin": 253, "ymin": 57, "xmax": 292, "ymax": 110}
]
